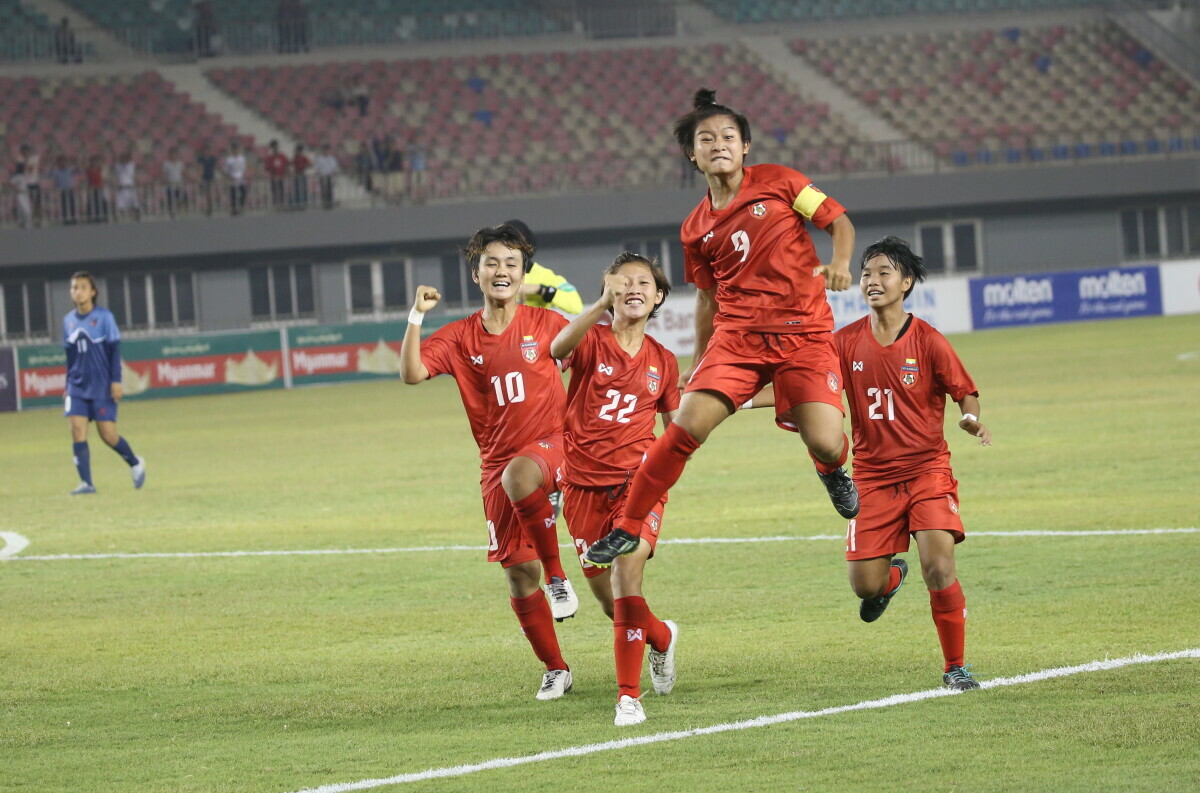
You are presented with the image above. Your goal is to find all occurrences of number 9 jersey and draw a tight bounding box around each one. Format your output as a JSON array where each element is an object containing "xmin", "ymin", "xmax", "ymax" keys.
[
  {"xmin": 835, "ymin": 315, "xmax": 978, "ymax": 485},
  {"xmin": 420, "ymin": 304, "xmax": 569, "ymax": 487}
]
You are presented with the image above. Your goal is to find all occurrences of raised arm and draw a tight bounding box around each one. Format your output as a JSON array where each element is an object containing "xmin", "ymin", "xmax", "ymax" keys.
[
  {"xmin": 399, "ymin": 286, "xmax": 441, "ymax": 384},
  {"xmin": 678, "ymin": 286, "xmax": 717, "ymax": 388},
  {"xmin": 550, "ymin": 271, "xmax": 624, "ymax": 360}
]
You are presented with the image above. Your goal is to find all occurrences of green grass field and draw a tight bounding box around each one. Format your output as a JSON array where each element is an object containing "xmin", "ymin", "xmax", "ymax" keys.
[{"xmin": 2, "ymin": 314, "xmax": 1198, "ymax": 793}]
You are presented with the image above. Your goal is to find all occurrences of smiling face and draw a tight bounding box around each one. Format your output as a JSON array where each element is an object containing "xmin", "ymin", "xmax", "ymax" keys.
[
  {"xmin": 471, "ymin": 241, "xmax": 526, "ymax": 304},
  {"xmin": 691, "ymin": 114, "xmax": 749, "ymax": 177},
  {"xmin": 860, "ymin": 253, "xmax": 913, "ymax": 310},
  {"xmin": 611, "ymin": 261, "xmax": 664, "ymax": 323}
]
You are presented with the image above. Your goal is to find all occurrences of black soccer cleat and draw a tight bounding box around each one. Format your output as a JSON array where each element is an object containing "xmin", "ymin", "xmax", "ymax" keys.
[
  {"xmin": 817, "ymin": 466, "xmax": 860, "ymax": 519},
  {"xmin": 584, "ymin": 528, "xmax": 640, "ymax": 568},
  {"xmin": 860, "ymin": 557, "xmax": 909, "ymax": 623},
  {"xmin": 943, "ymin": 664, "xmax": 981, "ymax": 691}
]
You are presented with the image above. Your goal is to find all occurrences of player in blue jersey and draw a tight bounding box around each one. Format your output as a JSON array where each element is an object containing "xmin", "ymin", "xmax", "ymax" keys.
[{"xmin": 63, "ymin": 271, "xmax": 146, "ymax": 495}]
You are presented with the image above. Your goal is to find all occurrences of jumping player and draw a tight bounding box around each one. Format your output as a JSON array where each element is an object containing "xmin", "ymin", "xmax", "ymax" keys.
[
  {"xmin": 587, "ymin": 87, "xmax": 858, "ymax": 567},
  {"xmin": 62, "ymin": 271, "xmax": 146, "ymax": 495},
  {"xmin": 399, "ymin": 224, "xmax": 578, "ymax": 700},
  {"xmin": 550, "ymin": 253, "xmax": 680, "ymax": 726},
  {"xmin": 835, "ymin": 236, "xmax": 991, "ymax": 691}
]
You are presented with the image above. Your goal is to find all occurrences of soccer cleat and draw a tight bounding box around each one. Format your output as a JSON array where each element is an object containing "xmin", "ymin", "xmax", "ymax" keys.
[
  {"xmin": 816, "ymin": 466, "xmax": 860, "ymax": 519},
  {"xmin": 545, "ymin": 576, "xmax": 579, "ymax": 622},
  {"xmin": 584, "ymin": 528, "xmax": 640, "ymax": 568},
  {"xmin": 614, "ymin": 694, "xmax": 647, "ymax": 726},
  {"xmin": 648, "ymin": 619, "xmax": 679, "ymax": 695},
  {"xmin": 548, "ymin": 489, "xmax": 564, "ymax": 522},
  {"xmin": 130, "ymin": 456, "xmax": 146, "ymax": 489},
  {"xmin": 943, "ymin": 664, "xmax": 981, "ymax": 691},
  {"xmin": 859, "ymin": 557, "xmax": 909, "ymax": 623},
  {"xmin": 69, "ymin": 482, "xmax": 97, "ymax": 496},
  {"xmin": 535, "ymin": 668, "xmax": 572, "ymax": 700}
]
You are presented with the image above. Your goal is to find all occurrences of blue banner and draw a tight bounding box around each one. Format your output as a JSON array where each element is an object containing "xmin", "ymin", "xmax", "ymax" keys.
[
  {"xmin": 970, "ymin": 266, "xmax": 1162, "ymax": 329},
  {"xmin": 0, "ymin": 347, "xmax": 15, "ymax": 412}
]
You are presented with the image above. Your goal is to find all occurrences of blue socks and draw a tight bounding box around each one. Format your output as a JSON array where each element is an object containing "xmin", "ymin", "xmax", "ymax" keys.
[
  {"xmin": 111, "ymin": 437, "xmax": 138, "ymax": 467},
  {"xmin": 73, "ymin": 441, "xmax": 92, "ymax": 485}
]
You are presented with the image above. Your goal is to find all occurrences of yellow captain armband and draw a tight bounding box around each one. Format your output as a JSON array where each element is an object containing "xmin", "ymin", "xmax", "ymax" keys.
[{"xmin": 792, "ymin": 184, "xmax": 828, "ymax": 220}]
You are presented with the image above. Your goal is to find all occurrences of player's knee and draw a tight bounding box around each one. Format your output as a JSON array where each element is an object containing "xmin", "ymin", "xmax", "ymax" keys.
[
  {"xmin": 920, "ymin": 556, "xmax": 956, "ymax": 590},
  {"xmin": 500, "ymin": 460, "xmax": 541, "ymax": 501}
]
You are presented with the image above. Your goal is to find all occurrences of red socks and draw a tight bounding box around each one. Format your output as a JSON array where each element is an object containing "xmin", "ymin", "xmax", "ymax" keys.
[
  {"xmin": 512, "ymin": 490, "xmax": 566, "ymax": 584},
  {"xmin": 884, "ymin": 563, "xmax": 903, "ymax": 596},
  {"xmin": 613, "ymin": 596, "xmax": 670, "ymax": 698},
  {"xmin": 929, "ymin": 580, "xmax": 967, "ymax": 671},
  {"xmin": 809, "ymin": 432, "xmax": 850, "ymax": 476},
  {"xmin": 511, "ymin": 590, "xmax": 566, "ymax": 671},
  {"xmin": 616, "ymin": 422, "xmax": 701, "ymax": 534}
]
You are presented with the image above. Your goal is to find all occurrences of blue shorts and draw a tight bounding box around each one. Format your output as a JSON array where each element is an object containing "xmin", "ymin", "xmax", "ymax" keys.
[{"xmin": 64, "ymin": 394, "xmax": 118, "ymax": 422}]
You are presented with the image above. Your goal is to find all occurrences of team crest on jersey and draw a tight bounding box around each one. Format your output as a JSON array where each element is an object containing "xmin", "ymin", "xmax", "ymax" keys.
[
  {"xmin": 647, "ymin": 511, "xmax": 661, "ymax": 536},
  {"xmin": 826, "ymin": 370, "xmax": 839, "ymax": 393},
  {"xmin": 750, "ymin": 202, "xmax": 767, "ymax": 218},
  {"xmin": 520, "ymin": 334, "xmax": 538, "ymax": 363},
  {"xmin": 900, "ymin": 357, "xmax": 919, "ymax": 388},
  {"xmin": 947, "ymin": 494, "xmax": 959, "ymax": 514},
  {"xmin": 647, "ymin": 365, "xmax": 661, "ymax": 394}
]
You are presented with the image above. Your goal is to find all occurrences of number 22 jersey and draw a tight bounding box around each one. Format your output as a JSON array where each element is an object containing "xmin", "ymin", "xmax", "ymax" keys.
[{"xmin": 420, "ymin": 304, "xmax": 569, "ymax": 486}]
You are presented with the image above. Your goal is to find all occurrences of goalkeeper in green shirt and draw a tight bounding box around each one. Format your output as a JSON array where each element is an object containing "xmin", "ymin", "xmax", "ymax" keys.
[{"xmin": 505, "ymin": 219, "xmax": 583, "ymax": 315}]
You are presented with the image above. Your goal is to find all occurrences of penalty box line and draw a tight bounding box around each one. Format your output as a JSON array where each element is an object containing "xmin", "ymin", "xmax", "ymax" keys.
[
  {"xmin": 280, "ymin": 647, "xmax": 1200, "ymax": 793},
  {"xmin": 4, "ymin": 527, "xmax": 1199, "ymax": 562}
]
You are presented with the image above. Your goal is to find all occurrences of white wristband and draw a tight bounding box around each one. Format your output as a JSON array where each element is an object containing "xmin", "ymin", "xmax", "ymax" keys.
[
  {"xmin": 960, "ymin": 413, "xmax": 978, "ymax": 423},
  {"xmin": 407, "ymin": 308, "xmax": 424, "ymax": 326}
]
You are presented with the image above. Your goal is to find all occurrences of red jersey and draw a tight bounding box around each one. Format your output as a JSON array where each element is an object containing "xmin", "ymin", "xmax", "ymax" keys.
[
  {"xmin": 421, "ymin": 305, "xmax": 569, "ymax": 486},
  {"xmin": 681, "ymin": 163, "xmax": 846, "ymax": 333},
  {"xmin": 563, "ymin": 324, "xmax": 680, "ymax": 487},
  {"xmin": 835, "ymin": 315, "xmax": 978, "ymax": 485},
  {"xmin": 265, "ymin": 152, "xmax": 289, "ymax": 177}
]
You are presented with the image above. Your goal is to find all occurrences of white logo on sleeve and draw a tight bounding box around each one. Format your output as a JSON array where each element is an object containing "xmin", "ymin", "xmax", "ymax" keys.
[{"xmin": 852, "ymin": 361, "xmax": 864, "ymax": 371}]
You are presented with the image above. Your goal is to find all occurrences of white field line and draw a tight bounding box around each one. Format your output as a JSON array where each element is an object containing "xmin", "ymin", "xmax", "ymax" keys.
[
  {"xmin": 279, "ymin": 647, "xmax": 1200, "ymax": 793},
  {"xmin": 0, "ymin": 531, "xmax": 30, "ymax": 560},
  {"xmin": 2, "ymin": 528, "xmax": 1197, "ymax": 562}
]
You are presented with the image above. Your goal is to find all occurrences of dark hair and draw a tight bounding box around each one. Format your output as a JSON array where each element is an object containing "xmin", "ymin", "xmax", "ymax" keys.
[
  {"xmin": 605, "ymin": 252, "xmax": 671, "ymax": 320},
  {"xmin": 672, "ymin": 88, "xmax": 752, "ymax": 171},
  {"xmin": 860, "ymin": 236, "xmax": 927, "ymax": 299},
  {"xmin": 502, "ymin": 219, "xmax": 537, "ymax": 253},
  {"xmin": 462, "ymin": 224, "xmax": 534, "ymax": 272},
  {"xmin": 71, "ymin": 271, "xmax": 98, "ymax": 297}
]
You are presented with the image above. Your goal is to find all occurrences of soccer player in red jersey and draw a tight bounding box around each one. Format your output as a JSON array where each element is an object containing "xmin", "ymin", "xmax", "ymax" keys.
[
  {"xmin": 835, "ymin": 236, "xmax": 992, "ymax": 691},
  {"xmin": 399, "ymin": 224, "xmax": 579, "ymax": 700},
  {"xmin": 550, "ymin": 253, "xmax": 681, "ymax": 726},
  {"xmin": 587, "ymin": 88, "xmax": 859, "ymax": 567}
]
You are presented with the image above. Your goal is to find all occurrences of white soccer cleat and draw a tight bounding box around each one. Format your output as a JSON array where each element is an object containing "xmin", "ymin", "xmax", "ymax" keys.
[
  {"xmin": 130, "ymin": 456, "xmax": 146, "ymax": 489},
  {"xmin": 648, "ymin": 619, "xmax": 678, "ymax": 695},
  {"xmin": 535, "ymin": 668, "xmax": 572, "ymax": 701},
  {"xmin": 545, "ymin": 576, "xmax": 579, "ymax": 622},
  {"xmin": 69, "ymin": 482, "xmax": 96, "ymax": 496},
  {"xmin": 614, "ymin": 695, "xmax": 647, "ymax": 726}
]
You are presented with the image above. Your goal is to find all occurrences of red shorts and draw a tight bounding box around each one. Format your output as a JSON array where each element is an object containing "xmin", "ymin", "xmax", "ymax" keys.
[
  {"xmin": 844, "ymin": 470, "xmax": 965, "ymax": 561},
  {"xmin": 479, "ymin": 437, "xmax": 565, "ymax": 567},
  {"xmin": 685, "ymin": 328, "xmax": 844, "ymax": 431},
  {"xmin": 561, "ymin": 481, "xmax": 665, "ymax": 579}
]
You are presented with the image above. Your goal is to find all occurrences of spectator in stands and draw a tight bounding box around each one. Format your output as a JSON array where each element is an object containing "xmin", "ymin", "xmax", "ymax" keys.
[
  {"xmin": 84, "ymin": 154, "xmax": 107, "ymax": 223},
  {"xmin": 407, "ymin": 141, "xmax": 427, "ymax": 203},
  {"xmin": 223, "ymin": 141, "xmax": 248, "ymax": 216},
  {"xmin": 113, "ymin": 149, "xmax": 140, "ymax": 222},
  {"xmin": 264, "ymin": 140, "xmax": 288, "ymax": 208},
  {"xmin": 17, "ymin": 144, "xmax": 42, "ymax": 226},
  {"xmin": 194, "ymin": 1, "xmax": 217, "ymax": 58},
  {"xmin": 277, "ymin": 0, "xmax": 309, "ymax": 53},
  {"xmin": 377, "ymin": 136, "xmax": 404, "ymax": 202},
  {"xmin": 10, "ymin": 163, "xmax": 33, "ymax": 229},
  {"xmin": 196, "ymin": 141, "xmax": 218, "ymax": 216},
  {"xmin": 50, "ymin": 154, "xmax": 78, "ymax": 225},
  {"xmin": 54, "ymin": 18, "xmax": 82, "ymax": 64},
  {"xmin": 347, "ymin": 74, "xmax": 369, "ymax": 117},
  {"xmin": 354, "ymin": 140, "xmax": 375, "ymax": 193},
  {"xmin": 291, "ymin": 143, "xmax": 312, "ymax": 209},
  {"xmin": 162, "ymin": 146, "xmax": 187, "ymax": 218},
  {"xmin": 314, "ymin": 143, "xmax": 339, "ymax": 209}
]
